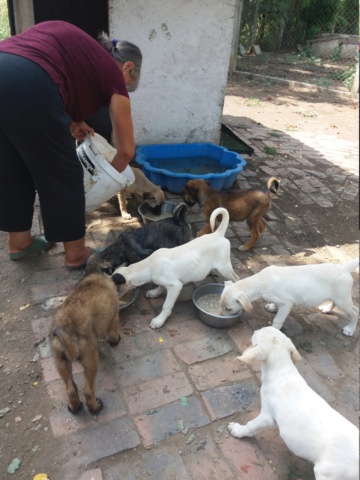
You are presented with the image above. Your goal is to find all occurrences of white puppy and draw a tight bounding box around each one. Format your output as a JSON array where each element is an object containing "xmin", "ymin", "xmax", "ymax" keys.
[
  {"xmin": 220, "ymin": 258, "xmax": 359, "ymax": 336},
  {"xmin": 112, "ymin": 207, "xmax": 239, "ymax": 329},
  {"xmin": 229, "ymin": 327, "xmax": 359, "ymax": 480}
]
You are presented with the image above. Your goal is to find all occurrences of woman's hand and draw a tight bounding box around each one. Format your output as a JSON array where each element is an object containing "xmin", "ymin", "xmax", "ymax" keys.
[{"xmin": 70, "ymin": 121, "xmax": 94, "ymax": 141}]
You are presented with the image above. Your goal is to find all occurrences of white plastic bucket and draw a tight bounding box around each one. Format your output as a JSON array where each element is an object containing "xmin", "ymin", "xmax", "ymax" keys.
[{"xmin": 76, "ymin": 134, "xmax": 135, "ymax": 213}]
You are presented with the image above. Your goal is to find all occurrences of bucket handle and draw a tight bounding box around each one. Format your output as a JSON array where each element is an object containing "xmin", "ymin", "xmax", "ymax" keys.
[{"xmin": 85, "ymin": 134, "xmax": 99, "ymax": 157}]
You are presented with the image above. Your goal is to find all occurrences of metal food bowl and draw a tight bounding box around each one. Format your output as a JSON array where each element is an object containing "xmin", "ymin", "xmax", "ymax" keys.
[
  {"xmin": 192, "ymin": 283, "xmax": 241, "ymax": 328},
  {"xmin": 119, "ymin": 287, "xmax": 139, "ymax": 310},
  {"xmin": 138, "ymin": 200, "xmax": 177, "ymax": 224}
]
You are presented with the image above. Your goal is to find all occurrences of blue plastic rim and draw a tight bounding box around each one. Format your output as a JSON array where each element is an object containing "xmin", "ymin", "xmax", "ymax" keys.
[{"xmin": 135, "ymin": 143, "xmax": 247, "ymax": 194}]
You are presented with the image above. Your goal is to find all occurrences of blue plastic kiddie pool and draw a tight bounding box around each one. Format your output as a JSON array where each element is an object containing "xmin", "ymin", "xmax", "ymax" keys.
[{"xmin": 135, "ymin": 143, "xmax": 247, "ymax": 194}]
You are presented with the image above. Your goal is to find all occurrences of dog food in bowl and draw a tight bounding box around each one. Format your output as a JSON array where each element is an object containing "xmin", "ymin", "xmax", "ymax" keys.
[
  {"xmin": 193, "ymin": 283, "xmax": 242, "ymax": 328},
  {"xmin": 138, "ymin": 201, "xmax": 177, "ymax": 224}
]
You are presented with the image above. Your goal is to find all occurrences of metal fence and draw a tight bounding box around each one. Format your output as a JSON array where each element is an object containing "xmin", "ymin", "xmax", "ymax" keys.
[{"xmin": 236, "ymin": 0, "xmax": 359, "ymax": 92}]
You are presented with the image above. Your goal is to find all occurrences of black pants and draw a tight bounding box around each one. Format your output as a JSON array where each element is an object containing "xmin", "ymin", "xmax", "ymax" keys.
[{"xmin": 0, "ymin": 53, "xmax": 86, "ymax": 242}]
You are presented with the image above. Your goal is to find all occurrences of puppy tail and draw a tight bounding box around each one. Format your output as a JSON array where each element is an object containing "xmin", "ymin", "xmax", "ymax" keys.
[
  {"xmin": 50, "ymin": 327, "xmax": 77, "ymax": 360},
  {"xmin": 267, "ymin": 177, "xmax": 280, "ymax": 196},
  {"xmin": 172, "ymin": 202, "xmax": 188, "ymax": 223},
  {"xmin": 210, "ymin": 207, "xmax": 230, "ymax": 236},
  {"xmin": 344, "ymin": 257, "xmax": 359, "ymax": 273}
]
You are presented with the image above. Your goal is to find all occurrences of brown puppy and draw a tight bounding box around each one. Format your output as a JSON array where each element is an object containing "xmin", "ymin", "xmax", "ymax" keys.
[
  {"xmin": 117, "ymin": 167, "xmax": 165, "ymax": 219},
  {"xmin": 49, "ymin": 273, "xmax": 120, "ymax": 415},
  {"xmin": 183, "ymin": 177, "xmax": 280, "ymax": 251}
]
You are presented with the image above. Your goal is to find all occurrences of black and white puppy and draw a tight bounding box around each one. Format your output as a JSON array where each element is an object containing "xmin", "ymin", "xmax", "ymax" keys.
[{"xmin": 85, "ymin": 203, "xmax": 191, "ymax": 276}]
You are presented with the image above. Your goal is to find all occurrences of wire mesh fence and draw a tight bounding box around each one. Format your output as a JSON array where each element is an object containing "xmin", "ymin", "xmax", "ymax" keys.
[{"xmin": 236, "ymin": 0, "xmax": 359, "ymax": 92}]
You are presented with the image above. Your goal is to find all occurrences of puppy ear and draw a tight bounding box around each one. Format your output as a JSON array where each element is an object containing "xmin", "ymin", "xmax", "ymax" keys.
[
  {"xmin": 286, "ymin": 338, "xmax": 302, "ymax": 363},
  {"xmin": 237, "ymin": 291, "xmax": 253, "ymax": 313},
  {"xmin": 237, "ymin": 344, "xmax": 264, "ymax": 364},
  {"xmin": 112, "ymin": 273, "xmax": 126, "ymax": 285}
]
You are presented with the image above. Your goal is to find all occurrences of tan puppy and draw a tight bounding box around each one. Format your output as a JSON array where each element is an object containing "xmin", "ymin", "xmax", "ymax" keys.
[
  {"xmin": 118, "ymin": 167, "xmax": 165, "ymax": 219},
  {"xmin": 49, "ymin": 274, "xmax": 120, "ymax": 415},
  {"xmin": 183, "ymin": 177, "xmax": 280, "ymax": 250}
]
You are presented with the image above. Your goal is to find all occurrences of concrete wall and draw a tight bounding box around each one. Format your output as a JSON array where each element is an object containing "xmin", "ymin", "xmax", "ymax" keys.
[
  {"xmin": 11, "ymin": 0, "xmax": 239, "ymax": 145},
  {"xmin": 109, "ymin": 0, "xmax": 238, "ymax": 145}
]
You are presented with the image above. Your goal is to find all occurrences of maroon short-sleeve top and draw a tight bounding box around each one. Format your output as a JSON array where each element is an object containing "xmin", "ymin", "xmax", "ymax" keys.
[{"xmin": 0, "ymin": 20, "xmax": 129, "ymax": 121}]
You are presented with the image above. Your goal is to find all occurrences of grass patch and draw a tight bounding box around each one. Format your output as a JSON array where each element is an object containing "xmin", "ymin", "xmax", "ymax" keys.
[
  {"xmin": 247, "ymin": 97, "xmax": 261, "ymax": 107},
  {"xmin": 264, "ymin": 146, "xmax": 278, "ymax": 155},
  {"xmin": 298, "ymin": 340, "xmax": 313, "ymax": 353}
]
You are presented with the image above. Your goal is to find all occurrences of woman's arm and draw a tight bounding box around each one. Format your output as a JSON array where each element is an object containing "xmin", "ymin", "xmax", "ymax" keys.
[{"xmin": 109, "ymin": 93, "xmax": 135, "ymax": 173}]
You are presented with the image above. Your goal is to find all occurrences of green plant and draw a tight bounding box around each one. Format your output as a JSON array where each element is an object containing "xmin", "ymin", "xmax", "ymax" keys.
[
  {"xmin": 314, "ymin": 78, "xmax": 330, "ymax": 88},
  {"xmin": 0, "ymin": 0, "xmax": 10, "ymax": 40},
  {"xmin": 343, "ymin": 63, "xmax": 357, "ymax": 90},
  {"xmin": 264, "ymin": 146, "xmax": 278, "ymax": 155},
  {"xmin": 298, "ymin": 340, "xmax": 313, "ymax": 353},
  {"xmin": 263, "ymin": 77, "xmax": 273, "ymax": 90},
  {"xmin": 248, "ymin": 97, "xmax": 261, "ymax": 107},
  {"xmin": 330, "ymin": 45, "xmax": 342, "ymax": 62},
  {"xmin": 296, "ymin": 110, "xmax": 318, "ymax": 117}
]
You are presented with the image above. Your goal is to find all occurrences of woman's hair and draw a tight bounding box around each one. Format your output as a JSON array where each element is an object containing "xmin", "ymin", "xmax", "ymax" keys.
[{"xmin": 98, "ymin": 31, "xmax": 142, "ymax": 91}]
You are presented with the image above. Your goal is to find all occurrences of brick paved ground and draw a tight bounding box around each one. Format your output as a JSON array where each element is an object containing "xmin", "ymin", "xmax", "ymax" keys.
[{"xmin": 0, "ymin": 102, "xmax": 358, "ymax": 480}]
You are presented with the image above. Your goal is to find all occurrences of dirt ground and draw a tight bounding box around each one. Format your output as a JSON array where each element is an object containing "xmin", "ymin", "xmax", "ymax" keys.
[
  {"xmin": 226, "ymin": 71, "xmax": 359, "ymax": 142},
  {"xmin": 0, "ymin": 77, "xmax": 358, "ymax": 479}
]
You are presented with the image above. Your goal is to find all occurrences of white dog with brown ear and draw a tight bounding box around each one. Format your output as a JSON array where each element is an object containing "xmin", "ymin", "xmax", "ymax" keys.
[
  {"xmin": 112, "ymin": 207, "xmax": 239, "ymax": 329},
  {"xmin": 229, "ymin": 327, "xmax": 359, "ymax": 480},
  {"xmin": 220, "ymin": 258, "xmax": 359, "ymax": 336}
]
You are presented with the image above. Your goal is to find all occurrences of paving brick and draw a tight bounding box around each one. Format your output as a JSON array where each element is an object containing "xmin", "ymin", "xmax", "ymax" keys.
[
  {"xmin": 49, "ymin": 390, "xmax": 127, "ymax": 437},
  {"xmin": 123, "ymin": 371, "xmax": 193, "ymax": 414},
  {"xmin": 109, "ymin": 329, "xmax": 168, "ymax": 363},
  {"xmin": 174, "ymin": 332, "xmax": 235, "ymax": 365},
  {"xmin": 75, "ymin": 416, "xmax": 141, "ymax": 466},
  {"xmin": 181, "ymin": 433, "xmax": 237, "ymax": 479},
  {"xmin": 79, "ymin": 469, "xmax": 103, "ymax": 480},
  {"xmin": 295, "ymin": 357, "xmax": 335, "ymax": 403},
  {"xmin": 133, "ymin": 395, "xmax": 210, "ymax": 447},
  {"xmin": 188, "ymin": 355, "xmax": 253, "ymax": 391},
  {"xmin": 219, "ymin": 435, "xmax": 278, "ymax": 479},
  {"xmin": 40, "ymin": 356, "xmax": 83, "ymax": 382},
  {"xmin": 307, "ymin": 193, "xmax": 333, "ymax": 207},
  {"xmin": 201, "ymin": 382, "xmax": 260, "ymax": 421},
  {"xmin": 31, "ymin": 316, "xmax": 52, "ymax": 336},
  {"xmin": 302, "ymin": 349, "xmax": 344, "ymax": 380},
  {"xmin": 253, "ymin": 426, "xmax": 314, "ymax": 479},
  {"xmin": 226, "ymin": 324, "xmax": 255, "ymax": 354},
  {"xmin": 114, "ymin": 348, "xmax": 182, "ymax": 387},
  {"xmin": 104, "ymin": 445, "xmax": 190, "ymax": 480}
]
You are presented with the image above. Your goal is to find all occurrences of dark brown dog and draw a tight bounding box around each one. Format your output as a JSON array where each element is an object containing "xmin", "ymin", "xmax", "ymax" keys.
[
  {"xmin": 183, "ymin": 177, "xmax": 280, "ymax": 251},
  {"xmin": 49, "ymin": 273, "xmax": 120, "ymax": 415}
]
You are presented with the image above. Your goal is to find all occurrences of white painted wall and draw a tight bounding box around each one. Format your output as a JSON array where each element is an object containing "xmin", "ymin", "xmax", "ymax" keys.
[{"xmin": 109, "ymin": 0, "xmax": 238, "ymax": 145}]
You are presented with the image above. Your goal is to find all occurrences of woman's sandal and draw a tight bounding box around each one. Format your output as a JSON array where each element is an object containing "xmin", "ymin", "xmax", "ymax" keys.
[{"xmin": 9, "ymin": 237, "xmax": 55, "ymax": 260}]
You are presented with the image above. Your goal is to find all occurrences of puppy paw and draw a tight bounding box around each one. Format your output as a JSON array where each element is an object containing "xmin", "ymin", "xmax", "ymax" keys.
[
  {"xmin": 228, "ymin": 422, "xmax": 245, "ymax": 438},
  {"xmin": 122, "ymin": 213, "xmax": 132, "ymax": 220},
  {"xmin": 88, "ymin": 398, "xmax": 104, "ymax": 415},
  {"xmin": 150, "ymin": 316, "xmax": 166, "ymax": 329},
  {"xmin": 68, "ymin": 401, "xmax": 83, "ymax": 414},
  {"xmin": 108, "ymin": 334, "xmax": 121, "ymax": 346},
  {"xmin": 265, "ymin": 303, "xmax": 278, "ymax": 313},
  {"xmin": 343, "ymin": 325, "xmax": 355, "ymax": 336},
  {"xmin": 146, "ymin": 288, "xmax": 163, "ymax": 299}
]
